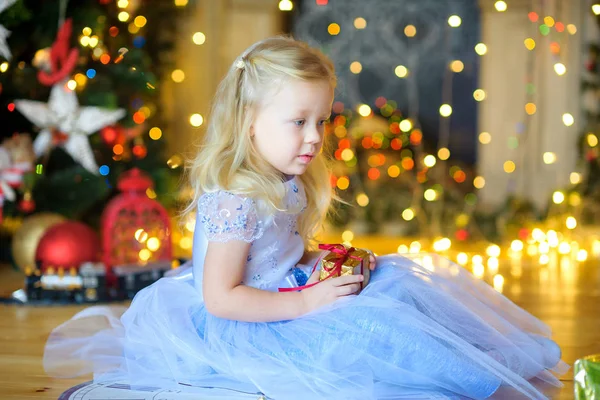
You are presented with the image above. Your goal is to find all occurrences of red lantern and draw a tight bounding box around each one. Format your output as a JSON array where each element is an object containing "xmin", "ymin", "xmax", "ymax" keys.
[
  {"xmin": 101, "ymin": 168, "xmax": 172, "ymax": 275},
  {"xmin": 36, "ymin": 221, "xmax": 101, "ymax": 271}
]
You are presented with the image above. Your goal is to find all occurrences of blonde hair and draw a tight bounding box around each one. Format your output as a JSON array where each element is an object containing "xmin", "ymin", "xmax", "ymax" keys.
[{"xmin": 183, "ymin": 36, "xmax": 337, "ymax": 249}]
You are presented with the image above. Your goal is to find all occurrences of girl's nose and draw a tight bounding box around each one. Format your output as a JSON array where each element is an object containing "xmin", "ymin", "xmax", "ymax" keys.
[{"xmin": 305, "ymin": 126, "xmax": 321, "ymax": 144}]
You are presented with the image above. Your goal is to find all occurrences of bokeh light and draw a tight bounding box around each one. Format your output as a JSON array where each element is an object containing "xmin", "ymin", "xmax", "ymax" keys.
[
  {"xmin": 404, "ymin": 25, "xmax": 416, "ymax": 37},
  {"xmin": 494, "ymin": 1, "xmax": 507, "ymax": 11},
  {"xmin": 328, "ymin": 23, "xmax": 340, "ymax": 35},
  {"xmin": 450, "ymin": 60, "xmax": 464, "ymax": 73},
  {"xmin": 190, "ymin": 113, "xmax": 204, "ymax": 127},
  {"xmin": 395, "ymin": 65, "xmax": 408, "ymax": 78},
  {"xmin": 439, "ymin": 104, "xmax": 452, "ymax": 117}
]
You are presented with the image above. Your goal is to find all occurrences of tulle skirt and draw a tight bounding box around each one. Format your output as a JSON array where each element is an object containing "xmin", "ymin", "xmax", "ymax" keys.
[{"xmin": 44, "ymin": 253, "xmax": 569, "ymax": 400}]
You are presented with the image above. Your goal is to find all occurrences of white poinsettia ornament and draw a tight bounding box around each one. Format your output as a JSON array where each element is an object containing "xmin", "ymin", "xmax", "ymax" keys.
[
  {"xmin": 0, "ymin": 0, "xmax": 17, "ymax": 60},
  {"xmin": 14, "ymin": 81, "xmax": 126, "ymax": 174}
]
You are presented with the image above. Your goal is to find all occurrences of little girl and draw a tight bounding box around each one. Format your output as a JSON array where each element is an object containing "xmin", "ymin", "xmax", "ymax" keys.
[{"xmin": 45, "ymin": 37, "xmax": 568, "ymax": 400}]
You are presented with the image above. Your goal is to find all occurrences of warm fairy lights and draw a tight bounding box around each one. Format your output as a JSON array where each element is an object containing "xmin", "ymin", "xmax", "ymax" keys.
[
  {"xmin": 53, "ymin": 0, "xmax": 597, "ymax": 277},
  {"xmin": 189, "ymin": 113, "xmax": 204, "ymax": 127},
  {"xmin": 494, "ymin": 1, "xmax": 507, "ymax": 12},
  {"xmin": 278, "ymin": 0, "xmax": 293, "ymax": 11}
]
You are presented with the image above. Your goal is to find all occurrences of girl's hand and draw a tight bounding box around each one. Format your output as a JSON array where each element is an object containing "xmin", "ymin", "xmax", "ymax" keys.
[
  {"xmin": 300, "ymin": 274, "xmax": 364, "ymax": 314},
  {"xmin": 305, "ymin": 268, "xmax": 320, "ymax": 285},
  {"xmin": 368, "ymin": 250, "xmax": 377, "ymax": 271},
  {"xmin": 302, "ymin": 249, "xmax": 330, "ymax": 285}
]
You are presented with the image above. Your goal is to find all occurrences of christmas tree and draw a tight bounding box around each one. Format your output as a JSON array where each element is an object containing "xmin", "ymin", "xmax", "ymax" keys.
[{"xmin": 0, "ymin": 0, "xmax": 182, "ymax": 227}]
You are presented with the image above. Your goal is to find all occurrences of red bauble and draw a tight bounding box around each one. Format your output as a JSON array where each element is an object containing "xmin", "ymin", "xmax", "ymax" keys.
[
  {"xmin": 18, "ymin": 191, "xmax": 36, "ymax": 213},
  {"xmin": 100, "ymin": 125, "xmax": 126, "ymax": 146},
  {"xmin": 18, "ymin": 197, "xmax": 36, "ymax": 213},
  {"xmin": 35, "ymin": 221, "xmax": 101, "ymax": 271}
]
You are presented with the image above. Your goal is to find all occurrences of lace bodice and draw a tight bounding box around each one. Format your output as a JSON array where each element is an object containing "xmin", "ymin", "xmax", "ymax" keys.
[
  {"xmin": 192, "ymin": 177, "xmax": 307, "ymax": 295},
  {"xmin": 197, "ymin": 192, "xmax": 265, "ymax": 243}
]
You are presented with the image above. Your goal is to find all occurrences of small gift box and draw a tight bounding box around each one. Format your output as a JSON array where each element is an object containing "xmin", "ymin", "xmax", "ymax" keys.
[
  {"xmin": 575, "ymin": 354, "xmax": 600, "ymax": 399},
  {"xmin": 318, "ymin": 244, "xmax": 370, "ymax": 290}
]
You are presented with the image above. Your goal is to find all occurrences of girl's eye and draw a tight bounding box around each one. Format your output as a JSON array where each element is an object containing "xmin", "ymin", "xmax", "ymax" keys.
[
  {"xmin": 294, "ymin": 120, "xmax": 305, "ymax": 126},
  {"xmin": 318, "ymin": 119, "xmax": 328, "ymax": 126}
]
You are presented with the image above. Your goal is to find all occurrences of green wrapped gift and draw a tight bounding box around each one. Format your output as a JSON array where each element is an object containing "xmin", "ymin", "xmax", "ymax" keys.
[{"xmin": 575, "ymin": 354, "xmax": 600, "ymax": 399}]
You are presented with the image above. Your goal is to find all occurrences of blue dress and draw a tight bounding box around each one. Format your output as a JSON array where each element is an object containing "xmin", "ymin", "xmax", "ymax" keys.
[{"xmin": 44, "ymin": 176, "xmax": 569, "ymax": 399}]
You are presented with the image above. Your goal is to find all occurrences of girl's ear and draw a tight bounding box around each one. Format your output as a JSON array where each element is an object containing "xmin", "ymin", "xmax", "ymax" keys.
[{"xmin": 249, "ymin": 125, "xmax": 255, "ymax": 138}]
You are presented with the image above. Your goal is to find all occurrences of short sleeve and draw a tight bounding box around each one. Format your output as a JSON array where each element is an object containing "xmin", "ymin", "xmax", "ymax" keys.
[{"xmin": 197, "ymin": 191, "xmax": 264, "ymax": 243}]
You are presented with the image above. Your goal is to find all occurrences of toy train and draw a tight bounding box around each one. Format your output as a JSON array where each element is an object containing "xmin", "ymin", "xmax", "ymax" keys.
[{"xmin": 12, "ymin": 259, "xmax": 188, "ymax": 304}]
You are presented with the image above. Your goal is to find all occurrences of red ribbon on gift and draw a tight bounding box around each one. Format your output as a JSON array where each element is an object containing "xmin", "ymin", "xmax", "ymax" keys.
[{"xmin": 278, "ymin": 243, "xmax": 362, "ymax": 292}]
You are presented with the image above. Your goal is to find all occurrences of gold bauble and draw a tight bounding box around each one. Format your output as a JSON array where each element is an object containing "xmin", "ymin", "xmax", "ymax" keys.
[{"xmin": 11, "ymin": 213, "xmax": 66, "ymax": 271}]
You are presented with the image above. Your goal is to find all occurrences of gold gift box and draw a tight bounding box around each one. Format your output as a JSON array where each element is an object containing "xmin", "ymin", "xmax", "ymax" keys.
[{"xmin": 319, "ymin": 244, "xmax": 370, "ymax": 289}]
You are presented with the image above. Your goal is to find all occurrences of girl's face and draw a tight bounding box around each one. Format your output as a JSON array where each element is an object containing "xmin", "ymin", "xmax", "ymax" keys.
[{"xmin": 251, "ymin": 79, "xmax": 334, "ymax": 177}]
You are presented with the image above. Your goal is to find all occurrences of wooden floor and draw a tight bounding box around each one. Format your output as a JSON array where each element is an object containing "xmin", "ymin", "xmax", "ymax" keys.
[{"xmin": 0, "ymin": 248, "xmax": 598, "ymax": 399}]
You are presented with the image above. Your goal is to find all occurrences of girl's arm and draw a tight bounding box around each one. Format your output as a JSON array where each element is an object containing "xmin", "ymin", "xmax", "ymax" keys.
[{"xmin": 203, "ymin": 240, "xmax": 306, "ymax": 322}]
